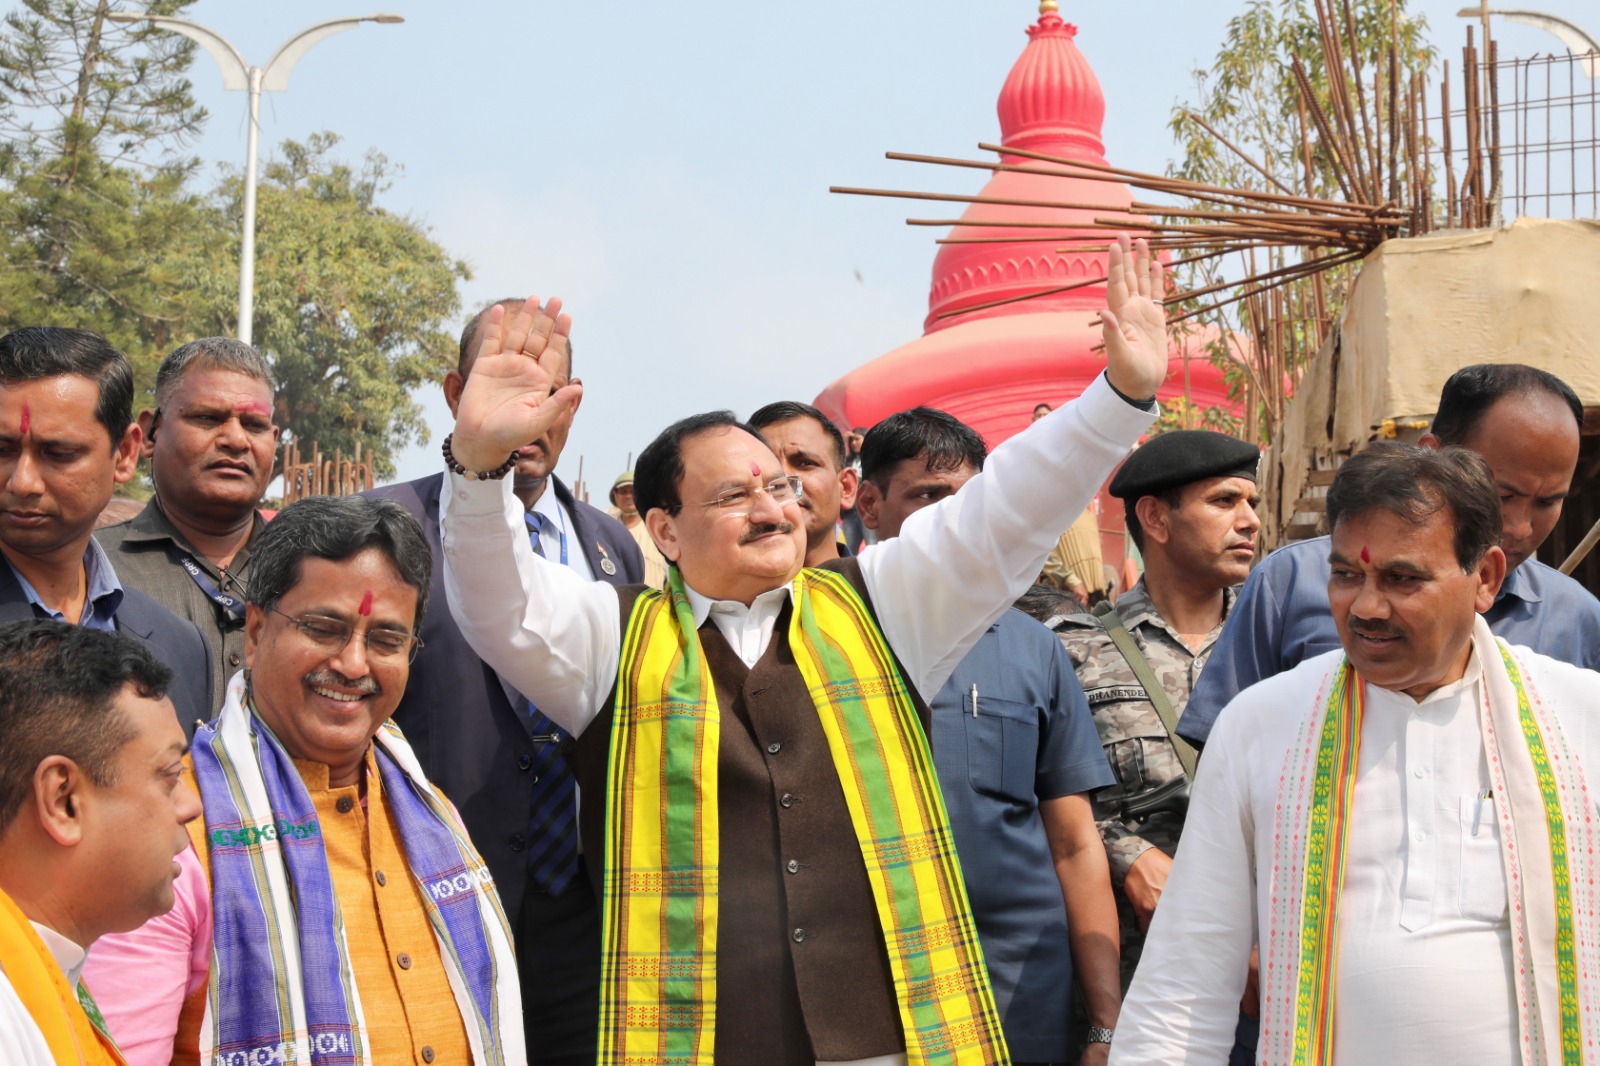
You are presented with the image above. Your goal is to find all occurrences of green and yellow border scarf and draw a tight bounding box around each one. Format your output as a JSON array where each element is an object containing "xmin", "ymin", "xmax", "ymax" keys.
[
  {"xmin": 1260, "ymin": 618, "xmax": 1600, "ymax": 1065},
  {"xmin": 600, "ymin": 566, "xmax": 1010, "ymax": 1066}
]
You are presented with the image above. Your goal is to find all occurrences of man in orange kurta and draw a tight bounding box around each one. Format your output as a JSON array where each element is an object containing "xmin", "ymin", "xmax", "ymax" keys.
[
  {"xmin": 87, "ymin": 495, "xmax": 523, "ymax": 1066},
  {"xmin": 0, "ymin": 620, "xmax": 201, "ymax": 1065}
]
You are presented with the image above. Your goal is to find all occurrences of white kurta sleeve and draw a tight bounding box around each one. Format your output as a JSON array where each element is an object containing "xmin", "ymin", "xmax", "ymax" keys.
[
  {"xmin": 1110, "ymin": 697, "xmax": 1261, "ymax": 1065},
  {"xmin": 859, "ymin": 372, "xmax": 1157, "ymax": 699},
  {"xmin": 441, "ymin": 472, "xmax": 621, "ymax": 736}
]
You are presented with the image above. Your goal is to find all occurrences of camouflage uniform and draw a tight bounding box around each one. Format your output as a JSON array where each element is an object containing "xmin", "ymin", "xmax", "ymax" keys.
[{"xmin": 1053, "ymin": 576, "xmax": 1237, "ymax": 989}]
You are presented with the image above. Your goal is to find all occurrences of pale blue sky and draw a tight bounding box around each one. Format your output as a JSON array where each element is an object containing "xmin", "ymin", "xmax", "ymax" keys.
[{"xmin": 14, "ymin": 1, "xmax": 1588, "ymax": 492}]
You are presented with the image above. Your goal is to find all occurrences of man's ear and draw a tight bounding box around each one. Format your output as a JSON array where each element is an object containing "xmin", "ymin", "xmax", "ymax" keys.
[
  {"xmin": 645, "ymin": 508, "xmax": 680, "ymax": 563},
  {"xmin": 136, "ymin": 408, "xmax": 158, "ymax": 459},
  {"xmin": 855, "ymin": 479, "xmax": 882, "ymax": 531},
  {"xmin": 113, "ymin": 422, "xmax": 142, "ymax": 484},
  {"xmin": 1134, "ymin": 495, "xmax": 1172, "ymax": 547},
  {"xmin": 443, "ymin": 370, "xmax": 466, "ymax": 419},
  {"xmin": 33, "ymin": 757, "xmax": 87, "ymax": 848},
  {"xmin": 1417, "ymin": 433, "xmax": 1442, "ymax": 451},
  {"xmin": 1474, "ymin": 545, "xmax": 1508, "ymax": 613},
  {"xmin": 244, "ymin": 603, "xmax": 267, "ymax": 672},
  {"xmin": 838, "ymin": 466, "xmax": 860, "ymax": 511}
]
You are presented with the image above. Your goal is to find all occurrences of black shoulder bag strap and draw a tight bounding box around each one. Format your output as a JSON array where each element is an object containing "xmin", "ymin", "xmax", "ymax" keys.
[{"xmin": 1092, "ymin": 599, "xmax": 1198, "ymax": 780}]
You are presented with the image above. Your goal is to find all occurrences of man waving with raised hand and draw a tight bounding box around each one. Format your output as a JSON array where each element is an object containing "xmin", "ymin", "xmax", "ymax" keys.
[{"xmin": 441, "ymin": 234, "xmax": 1170, "ymax": 1066}]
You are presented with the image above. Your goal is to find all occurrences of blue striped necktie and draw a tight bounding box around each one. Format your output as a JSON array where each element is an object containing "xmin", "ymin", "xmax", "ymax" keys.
[{"xmin": 522, "ymin": 511, "xmax": 580, "ymax": 895}]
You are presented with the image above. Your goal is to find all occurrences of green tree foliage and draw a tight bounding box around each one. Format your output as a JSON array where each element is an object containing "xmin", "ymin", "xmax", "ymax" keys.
[
  {"xmin": 1164, "ymin": 0, "xmax": 1435, "ymax": 443},
  {"xmin": 0, "ymin": 3, "xmax": 469, "ymax": 479},
  {"xmin": 0, "ymin": 0, "xmax": 214, "ymax": 377},
  {"xmin": 195, "ymin": 134, "xmax": 469, "ymax": 480}
]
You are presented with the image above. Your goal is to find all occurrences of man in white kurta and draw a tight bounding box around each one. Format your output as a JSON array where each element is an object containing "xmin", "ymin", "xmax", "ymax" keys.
[
  {"xmin": 439, "ymin": 237, "xmax": 1173, "ymax": 1065},
  {"xmin": 1112, "ymin": 443, "xmax": 1600, "ymax": 1065}
]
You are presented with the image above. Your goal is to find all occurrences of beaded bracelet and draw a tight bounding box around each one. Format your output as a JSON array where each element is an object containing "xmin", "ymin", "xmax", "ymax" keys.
[{"xmin": 441, "ymin": 432, "xmax": 518, "ymax": 481}]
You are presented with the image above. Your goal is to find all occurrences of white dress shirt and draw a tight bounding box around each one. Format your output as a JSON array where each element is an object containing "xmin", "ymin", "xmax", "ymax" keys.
[
  {"xmin": 443, "ymin": 373, "xmax": 1156, "ymax": 737},
  {"xmin": 0, "ymin": 921, "xmax": 91, "ymax": 1066},
  {"xmin": 1112, "ymin": 644, "xmax": 1600, "ymax": 1065}
]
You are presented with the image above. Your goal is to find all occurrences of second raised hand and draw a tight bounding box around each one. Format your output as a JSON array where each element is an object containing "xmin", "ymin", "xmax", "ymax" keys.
[
  {"xmin": 1100, "ymin": 234, "xmax": 1169, "ymax": 402},
  {"xmin": 451, "ymin": 295, "xmax": 581, "ymax": 473}
]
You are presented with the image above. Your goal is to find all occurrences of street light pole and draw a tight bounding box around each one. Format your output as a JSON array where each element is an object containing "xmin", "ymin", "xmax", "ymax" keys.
[
  {"xmin": 107, "ymin": 13, "xmax": 404, "ymax": 344},
  {"xmin": 1458, "ymin": 7, "xmax": 1600, "ymax": 78}
]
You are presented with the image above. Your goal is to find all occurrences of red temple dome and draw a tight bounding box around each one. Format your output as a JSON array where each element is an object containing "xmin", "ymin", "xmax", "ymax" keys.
[{"xmin": 816, "ymin": 2, "xmax": 1237, "ymax": 450}]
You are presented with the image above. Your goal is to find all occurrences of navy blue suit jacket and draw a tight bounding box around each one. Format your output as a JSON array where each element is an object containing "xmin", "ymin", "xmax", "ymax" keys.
[
  {"xmin": 0, "ymin": 551, "xmax": 215, "ymax": 737},
  {"xmin": 365, "ymin": 472, "xmax": 643, "ymax": 914}
]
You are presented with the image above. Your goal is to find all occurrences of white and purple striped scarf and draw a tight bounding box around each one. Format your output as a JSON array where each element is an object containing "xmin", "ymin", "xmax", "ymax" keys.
[{"xmin": 191, "ymin": 673, "xmax": 523, "ymax": 1066}]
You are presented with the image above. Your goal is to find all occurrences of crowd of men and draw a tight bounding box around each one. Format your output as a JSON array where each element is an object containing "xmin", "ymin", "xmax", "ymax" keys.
[{"xmin": 2, "ymin": 231, "xmax": 1599, "ymax": 1066}]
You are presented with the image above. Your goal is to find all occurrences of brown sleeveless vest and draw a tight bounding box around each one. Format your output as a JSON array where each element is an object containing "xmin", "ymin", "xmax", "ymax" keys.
[{"xmin": 569, "ymin": 558, "xmax": 929, "ymax": 1064}]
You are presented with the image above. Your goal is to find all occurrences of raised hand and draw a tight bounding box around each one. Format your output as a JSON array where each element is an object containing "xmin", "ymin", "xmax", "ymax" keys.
[
  {"xmin": 450, "ymin": 296, "xmax": 581, "ymax": 472},
  {"xmin": 1100, "ymin": 233, "xmax": 1169, "ymax": 402}
]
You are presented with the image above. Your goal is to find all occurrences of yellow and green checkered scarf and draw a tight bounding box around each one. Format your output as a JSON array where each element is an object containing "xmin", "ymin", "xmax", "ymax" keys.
[{"xmin": 600, "ymin": 566, "xmax": 1010, "ymax": 1065}]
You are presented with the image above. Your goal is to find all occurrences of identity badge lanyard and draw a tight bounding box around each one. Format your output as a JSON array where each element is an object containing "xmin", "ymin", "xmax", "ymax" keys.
[{"xmin": 166, "ymin": 545, "xmax": 246, "ymax": 622}]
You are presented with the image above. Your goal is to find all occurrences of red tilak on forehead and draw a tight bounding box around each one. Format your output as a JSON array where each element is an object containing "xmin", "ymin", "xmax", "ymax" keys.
[
  {"xmin": 1361, "ymin": 546, "xmax": 1371, "ymax": 563},
  {"xmin": 358, "ymin": 590, "xmax": 373, "ymax": 617},
  {"xmin": 234, "ymin": 401, "xmax": 270, "ymax": 416},
  {"xmin": 750, "ymin": 461, "xmax": 762, "ymax": 478},
  {"xmin": 18, "ymin": 402, "xmax": 29, "ymax": 436}
]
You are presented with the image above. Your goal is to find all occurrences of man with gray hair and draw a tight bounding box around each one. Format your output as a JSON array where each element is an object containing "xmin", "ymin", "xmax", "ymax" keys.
[{"xmin": 100, "ymin": 337, "xmax": 281, "ymax": 710}]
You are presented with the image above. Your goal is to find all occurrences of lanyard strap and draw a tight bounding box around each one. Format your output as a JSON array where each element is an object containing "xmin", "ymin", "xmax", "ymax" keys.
[{"xmin": 166, "ymin": 545, "xmax": 246, "ymax": 621}]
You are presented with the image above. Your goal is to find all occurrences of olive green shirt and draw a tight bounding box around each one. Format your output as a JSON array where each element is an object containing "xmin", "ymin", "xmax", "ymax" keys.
[{"xmin": 97, "ymin": 499, "xmax": 264, "ymax": 715}]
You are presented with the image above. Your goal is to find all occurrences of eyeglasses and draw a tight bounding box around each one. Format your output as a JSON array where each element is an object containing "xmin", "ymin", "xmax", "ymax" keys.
[
  {"xmin": 269, "ymin": 607, "xmax": 423, "ymax": 663},
  {"xmin": 701, "ymin": 475, "xmax": 804, "ymax": 514}
]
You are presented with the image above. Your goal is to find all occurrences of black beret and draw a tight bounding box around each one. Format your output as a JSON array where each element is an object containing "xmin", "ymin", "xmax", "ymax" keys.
[{"xmin": 1108, "ymin": 430, "xmax": 1260, "ymax": 500}]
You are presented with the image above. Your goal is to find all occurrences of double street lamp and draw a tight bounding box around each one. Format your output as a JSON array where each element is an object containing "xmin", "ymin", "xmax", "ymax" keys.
[{"xmin": 108, "ymin": 12, "xmax": 404, "ymax": 344}]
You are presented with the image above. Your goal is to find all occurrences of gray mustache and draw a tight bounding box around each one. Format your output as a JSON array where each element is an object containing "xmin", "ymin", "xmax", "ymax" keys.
[{"xmin": 304, "ymin": 667, "xmax": 381, "ymax": 696}]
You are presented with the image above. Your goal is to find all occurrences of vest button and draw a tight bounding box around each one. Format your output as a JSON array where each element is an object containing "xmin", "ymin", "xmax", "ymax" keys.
[
  {"xmin": 792, "ymin": 928, "xmax": 805, "ymax": 943},
  {"xmin": 229, "ymin": 652, "xmax": 241, "ymax": 667},
  {"xmin": 786, "ymin": 860, "xmax": 799, "ymax": 874},
  {"xmin": 518, "ymin": 754, "xmax": 533, "ymax": 771},
  {"xmin": 375, "ymin": 870, "xmax": 387, "ymax": 887},
  {"xmin": 421, "ymin": 1048, "xmax": 435, "ymax": 1064},
  {"xmin": 780, "ymin": 793, "xmax": 795, "ymax": 808},
  {"xmin": 335, "ymin": 796, "xmax": 355, "ymax": 814},
  {"xmin": 510, "ymin": 834, "xmax": 527, "ymax": 852},
  {"xmin": 396, "ymin": 952, "xmax": 412, "ymax": 970},
  {"xmin": 767, "ymin": 742, "xmax": 782, "ymax": 755}
]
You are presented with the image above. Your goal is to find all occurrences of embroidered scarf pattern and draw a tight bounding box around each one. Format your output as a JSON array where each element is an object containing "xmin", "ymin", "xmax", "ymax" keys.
[
  {"xmin": 190, "ymin": 674, "xmax": 522, "ymax": 1066},
  {"xmin": 601, "ymin": 567, "xmax": 1009, "ymax": 1066},
  {"xmin": 1260, "ymin": 620, "xmax": 1600, "ymax": 1065}
]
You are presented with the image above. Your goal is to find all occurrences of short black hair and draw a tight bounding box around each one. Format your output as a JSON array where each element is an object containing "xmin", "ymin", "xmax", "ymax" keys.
[
  {"xmin": 0, "ymin": 327, "xmax": 134, "ymax": 448},
  {"xmin": 748, "ymin": 400, "xmax": 847, "ymax": 468},
  {"xmin": 458, "ymin": 298, "xmax": 573, "ymax": 378},
  {"xmin": 859, "ymin": 407, "xmax": 988, "ymax": 487},
  {"xmin": 1326, "ymin": 442, "xmax": 1502, "ymax": 571},
  {"xmin": 634, "ymin": 410, "xmax": 770, "ymax": 517},
  {"xmin": 0, "ymin": 620, "xmax": 172, "ymax": 834},
  {"xmin": 247, "ymin": 496, "xmax": 433, "ymax": 628},
  {"xmin": 1431, "ymin": 363, "xmax": 1583, "ymax": 446},
  {"xmin": 1123, "ymin": 485, "xmax": 1185, "ymax": 553}
]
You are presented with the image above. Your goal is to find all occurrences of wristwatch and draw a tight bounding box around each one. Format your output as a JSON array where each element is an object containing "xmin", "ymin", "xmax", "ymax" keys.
[{"xmin": 1086, "ymin": 1026, "xmax": 1115, "ymax": 1045}]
